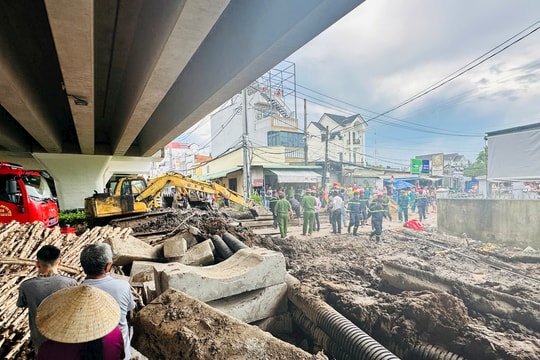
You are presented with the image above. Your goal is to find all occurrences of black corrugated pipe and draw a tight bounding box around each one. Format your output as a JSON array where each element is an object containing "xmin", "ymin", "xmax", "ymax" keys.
[
  {"xmin": 292, "ymin": 308, "xmax": 351, "ymax": 360},
  {"xmin": 222, "ymin": 232, "xmax": 248, "ymax": 252},
  {"xmin": 211, "ymin": 234, "xmax": 234, "ymax": 259},
  {"xmin": 286, "ymin": 275, "xmax": 399, "ymax": 360},
  {"xmin": 388, "ymin": 342, "xmax": 465, "ymax": 360}
]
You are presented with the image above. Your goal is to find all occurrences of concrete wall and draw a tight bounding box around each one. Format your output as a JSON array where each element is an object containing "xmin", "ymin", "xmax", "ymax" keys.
[{"xmin": 437, "ymin": 199, "xmax": 540, "ymax": 248}]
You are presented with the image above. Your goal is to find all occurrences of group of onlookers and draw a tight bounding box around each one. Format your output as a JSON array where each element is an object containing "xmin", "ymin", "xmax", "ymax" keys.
[{"xmin": 18, "ymin": 243, "xmax": 135, "ymax": 359}]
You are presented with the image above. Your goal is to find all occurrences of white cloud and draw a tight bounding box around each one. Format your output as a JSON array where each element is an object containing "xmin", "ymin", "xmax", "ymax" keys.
[{"xmin": 285, "ymin": 0, "xmax": 540, "ymax": 166}]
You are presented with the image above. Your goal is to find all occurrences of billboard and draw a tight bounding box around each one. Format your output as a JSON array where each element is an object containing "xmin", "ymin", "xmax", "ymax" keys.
[
  {"xmin": 431, "ymin": 153, "xmax": 444, "ymax": 176},
  {"xmin": 421, "ymin": 160, "xmax": 430, "ymax": 174},
  {"xmin": 411, "ymin": 159, "xmax": 421, "ymax": 174}
]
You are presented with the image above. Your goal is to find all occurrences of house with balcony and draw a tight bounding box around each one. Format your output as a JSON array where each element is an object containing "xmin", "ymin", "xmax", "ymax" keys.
[
  {"xmin": 210, "ymin": 63, "xmax": 303, "ymax": 160},
  {"xmin": 306, "ymin": 113, "xmax": 367, "ymax": 166},
  {"xmin": 305, "ymin": 113, "xmax": 367, "ymax": 188}
]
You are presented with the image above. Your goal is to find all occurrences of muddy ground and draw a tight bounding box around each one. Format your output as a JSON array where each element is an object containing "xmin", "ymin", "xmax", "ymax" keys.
[
  {"xmin": 250, "ymin": 210, "xmax": 540, "ymax": 360},
  {"xmin": 3, "ymin": 206, "xmax": 539, "ymax": 359},
  {"xmin": 115, "ymin": 206, "xmax": 540, "ymax": 359}
]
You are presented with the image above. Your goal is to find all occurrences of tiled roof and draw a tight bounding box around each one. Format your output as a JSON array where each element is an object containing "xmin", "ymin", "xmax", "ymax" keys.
[{"xmin": 324, "ymin": 113, "xmax": 360, "ymax": 126}]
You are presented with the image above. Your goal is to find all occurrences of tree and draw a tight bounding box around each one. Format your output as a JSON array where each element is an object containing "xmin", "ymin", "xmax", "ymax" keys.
[{"xmin": 464, "ymin": 146, "xmax": 487, "ymax": 177}]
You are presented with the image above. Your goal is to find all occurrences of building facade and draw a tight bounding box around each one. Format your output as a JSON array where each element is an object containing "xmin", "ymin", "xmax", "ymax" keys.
[{"xmin": 306, "ymin": 113, "xmax": 367, "ymax": 167}]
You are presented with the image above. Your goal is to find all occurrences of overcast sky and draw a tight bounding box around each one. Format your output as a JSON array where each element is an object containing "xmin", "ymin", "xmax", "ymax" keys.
[{"xmin": 181, "ymin": 0, "xmax": 540, "ymax": 168}]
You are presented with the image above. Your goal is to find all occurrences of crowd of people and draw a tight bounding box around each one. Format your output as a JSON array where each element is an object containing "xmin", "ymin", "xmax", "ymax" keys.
[
  {"xmin": 18, "ymin": 243, "xmax": 135, "ymax": 360},
  {"xmin": 263, "ymin": 183, "xmax": 437, "ymax": 241}
]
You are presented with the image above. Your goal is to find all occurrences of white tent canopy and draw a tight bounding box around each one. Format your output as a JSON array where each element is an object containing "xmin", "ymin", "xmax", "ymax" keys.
[
  {"xmin": 487, "ymin": 123, "xmax": 540, "ymax": 181},
  {"xmin": 268, "ymin": 169, "xmax": 321, "ymax": 183}
]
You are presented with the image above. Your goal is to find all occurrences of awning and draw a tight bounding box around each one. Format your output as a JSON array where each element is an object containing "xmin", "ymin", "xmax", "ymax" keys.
[
  {"xmin": 268, "ymin": 169, "xmax": 321, "ymax": 183},
  {"xmin": 194, "ymin": 167, "xmax": 242, "ymax": 181}
]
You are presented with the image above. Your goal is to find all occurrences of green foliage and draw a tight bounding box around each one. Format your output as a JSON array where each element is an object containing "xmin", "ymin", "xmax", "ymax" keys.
[
  {"xmin": 58, "ymin": 210, "xmax": 87, "ymax": 227},
  {"xmin": 464, "ymin": 146, "xmax": 488, "ymax": 177},
  {"xmin": 251, "ymin": 192, "xmax": 263, "ymax": 205}
]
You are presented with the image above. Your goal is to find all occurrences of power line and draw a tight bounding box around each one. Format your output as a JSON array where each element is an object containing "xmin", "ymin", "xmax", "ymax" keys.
[{"xmin": 365, "ymin": 19, "xmax": 540, "ymax": 123}]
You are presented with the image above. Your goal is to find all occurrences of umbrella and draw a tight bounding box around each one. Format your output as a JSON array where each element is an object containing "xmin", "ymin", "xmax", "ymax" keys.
[{"xmin": 392, "ymin": 179, "xmax": 415, "ymax": 190}]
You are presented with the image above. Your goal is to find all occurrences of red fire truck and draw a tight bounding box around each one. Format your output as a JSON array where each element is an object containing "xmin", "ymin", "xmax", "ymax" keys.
[{"xmin": 0, "ymin": 162, "xmax": 59, "ymax": 227}]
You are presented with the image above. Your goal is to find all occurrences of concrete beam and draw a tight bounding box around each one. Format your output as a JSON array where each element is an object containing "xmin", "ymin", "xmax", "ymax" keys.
[
  {"xmin": 139, "ymin": 0, "xmax": 364, "ymax": 156},
  {"xmin": 156, "ymin": 247, "xmax": 286, "ymax": 302},
  {"xmin": 0, "ymin": 107, "xmax": 29, "ymax": 152},
  {"xmin": 0, "ymin": 1, "xmax": 67, "ymax": 153},
  {"xmin": 207, "ymin": 282, "xmax": 288, "ymax": 324},
  {"xmin": 45, "ymin": 0, "xmax": 95, "ymax": 154},
  {"xmin": 112, "ymin": 0, "xmax": 230, "ymax": 155}
]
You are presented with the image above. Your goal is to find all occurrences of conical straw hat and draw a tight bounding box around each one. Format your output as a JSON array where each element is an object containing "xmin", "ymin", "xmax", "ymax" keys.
[{"xmin": 36, "ymin": 285, "xmax": 120, "ymax": 343}]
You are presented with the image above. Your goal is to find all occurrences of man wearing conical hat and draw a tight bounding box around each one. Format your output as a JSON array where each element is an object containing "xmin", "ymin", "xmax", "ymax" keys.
[{"xmin": 36, "ymin": 285, "xmax": 124, "ymax": 359}]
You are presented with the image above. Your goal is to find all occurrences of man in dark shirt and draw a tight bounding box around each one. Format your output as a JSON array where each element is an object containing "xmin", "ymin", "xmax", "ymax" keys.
[
  {"xmin": 367, "ymin": 198, "xmax": 388, "ymax": 242},
  {"xmin": 17, "ymin": 245, "xmax": 77, "ymax": 354},
  {"xmin": 269, "ymin": 190, "xmax": 279, "ymax": 229},
  {"xmin": 347, "ymin": 191, "xmax": 362, "ymax": 236}
]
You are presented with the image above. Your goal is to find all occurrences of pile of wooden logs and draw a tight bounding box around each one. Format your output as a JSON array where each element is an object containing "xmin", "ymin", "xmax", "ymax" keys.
[{"xmin": 0, "ymin": 221, "xmax": 139, "ymax": 359}]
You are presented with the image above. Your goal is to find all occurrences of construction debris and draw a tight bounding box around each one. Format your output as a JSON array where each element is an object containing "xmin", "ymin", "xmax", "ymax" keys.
[
  {"xmin": 132, "ymin": 288, "xmax": 326, "ymax": 360},
  {"xmin": 2, "ymin": 205, "xmax": 539, "ymax": 359}
]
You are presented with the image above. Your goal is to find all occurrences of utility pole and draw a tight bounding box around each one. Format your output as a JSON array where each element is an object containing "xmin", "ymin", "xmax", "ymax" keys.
[
  {"xmin": 303, "ymin": 98, "xmax": 308, "ymax": 165},
  {"xmin": 322, "ymin": 126, "xmax": 329, "ymax": 190},
  {"xmin": 242, "ymin": 89, "xmax": 251, "ymax": 200}
]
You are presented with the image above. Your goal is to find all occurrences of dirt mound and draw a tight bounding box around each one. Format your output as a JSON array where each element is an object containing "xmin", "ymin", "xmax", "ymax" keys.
[{"xmin": 252, "ymin": 220, "xmax": 540, "ymax": 359}]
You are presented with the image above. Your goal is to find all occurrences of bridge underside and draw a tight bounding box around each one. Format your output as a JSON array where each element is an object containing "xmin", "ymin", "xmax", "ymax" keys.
[
  {"xmin": 0, "ymin": 0, "xmax": 363, "ymax": 209},
  {"xmin": 0, "ymin": 0, "xmax": 363, "ymax": 157}
]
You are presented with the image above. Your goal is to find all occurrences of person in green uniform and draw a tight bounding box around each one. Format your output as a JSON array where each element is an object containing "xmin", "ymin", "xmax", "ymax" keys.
[
  {"xmin": 300, "ymin": 188, "xmax": 317, "ymax": 236},
  {"xmin": 274, "ymin": 193, "xmax": 293, "ymax": 238}
]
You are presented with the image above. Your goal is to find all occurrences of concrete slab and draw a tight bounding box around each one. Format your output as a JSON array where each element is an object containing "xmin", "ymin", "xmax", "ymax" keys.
[
  {"xmin": 178, "ymin": 239, "xmax": 214, "ymax": 266},
  {"xmin": 170, "ymin": 230, "xmax": 198, "ymax": 248},
  {"xmin": 142, "ymin": 280, "xmax": 157, "ymax": 304},
  {"xmin": 207, "ymin": 282, "xmax": 288, "ymax": 324},
  {"xmin": 155, "ymin": 247, "xmax": 286, "ymax": 302},
  {"xmin": 107, "ymin": 235, "xmax": 161, "ymax": 266}
]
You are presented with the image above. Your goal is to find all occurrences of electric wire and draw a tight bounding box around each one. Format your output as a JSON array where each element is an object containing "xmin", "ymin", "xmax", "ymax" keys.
[{"xmin": 365, "ymin": 20, "xmax": 540, "ymax": 123}]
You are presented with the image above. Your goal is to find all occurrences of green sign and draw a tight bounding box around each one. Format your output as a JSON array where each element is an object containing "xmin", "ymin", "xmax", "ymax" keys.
[{"xmin": 411, "ymin": 159, "xmax": 421, "ymax": 174}]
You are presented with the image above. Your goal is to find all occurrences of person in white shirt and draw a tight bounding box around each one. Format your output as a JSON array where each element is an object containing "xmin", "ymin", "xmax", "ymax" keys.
[
  {"xmin": 81, "ymin": 243, "xmax": 135, "ymax": 360},
  {"xmin": 329, "ymin": 190, "xmax": 344, "ymax": 234}
]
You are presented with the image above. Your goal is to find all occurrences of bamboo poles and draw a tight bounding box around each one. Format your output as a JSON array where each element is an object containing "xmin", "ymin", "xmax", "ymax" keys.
[{"xmin": 0, "ymin": 222, "xmax": 121, "ymax": 358}]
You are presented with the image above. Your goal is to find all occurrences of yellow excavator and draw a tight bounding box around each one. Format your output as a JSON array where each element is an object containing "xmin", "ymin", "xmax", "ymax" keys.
[{"xmin": 84, "ymin": 172, "xmax": 252, "ymax": 221}]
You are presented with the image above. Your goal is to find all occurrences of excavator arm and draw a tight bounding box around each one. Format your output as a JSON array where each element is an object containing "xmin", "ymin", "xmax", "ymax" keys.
[
  {"xmin": 136, "ymin": 173, "xmax": 218, "ymax": 203},
  {"xmin": 210, "ymin": 182, "xmax": 251, "ymax": 207},
  {"xmin": 135, "ymin": 172, "xmax": 253, "ymax": 209}
]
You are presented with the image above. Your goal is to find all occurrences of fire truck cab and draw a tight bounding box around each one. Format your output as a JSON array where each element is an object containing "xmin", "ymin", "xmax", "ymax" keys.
[{"xmin": 0, "ymin": 162, "xmax": 59, "ymax": 227}]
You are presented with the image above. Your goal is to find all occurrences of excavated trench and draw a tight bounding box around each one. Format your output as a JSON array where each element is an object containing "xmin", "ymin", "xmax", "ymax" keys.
[
  {"xmin": 2, "ymin": 207, "xmax": 539, "ymax": 359},
  {"xmin": 112, "ymin": 207, "xmax": 540, "ymax": 359}
]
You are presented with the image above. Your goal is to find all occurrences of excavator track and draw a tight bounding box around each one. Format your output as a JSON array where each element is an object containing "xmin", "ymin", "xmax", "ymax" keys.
[{"xmin": 108, "ymin": 209, "xmax": 175, "ymax": 228}]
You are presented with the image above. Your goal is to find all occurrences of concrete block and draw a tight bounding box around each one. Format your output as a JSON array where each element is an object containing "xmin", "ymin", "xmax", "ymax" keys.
[
  {"xmin": 129, "ymin": 261, "xmax": 169, "ymax": 287},
  {"xmin": 207, "ymin": 282, "xmax": 288, "ymax": 323},
  {"xmin": 178, "ymin": 239, "xmax": 214, "ymax": 266},
  {"xmin": 251, "ymin": 313, "xmax": 293, "ymax": 335},
  {"xmin": 163, "ymin": 237, "xmax": 187, "ymax": 259},
  {"xmin": 142, "ymin": 280, "xmax": 157, "ymax": 304},
  {"xmin": 106, "ymin": 235, "xmax": 161, "ymax": 266},
  {"xmin": 167, "ymin": 230, "xmax": 197, "ymax": 248},
  {"xmin": 156, "ymin": 247, "xmax": 286, "ymax": 302},
  {"xmin": 132, "ymin": 288, "xmax": 321, "ymax": 360}
]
